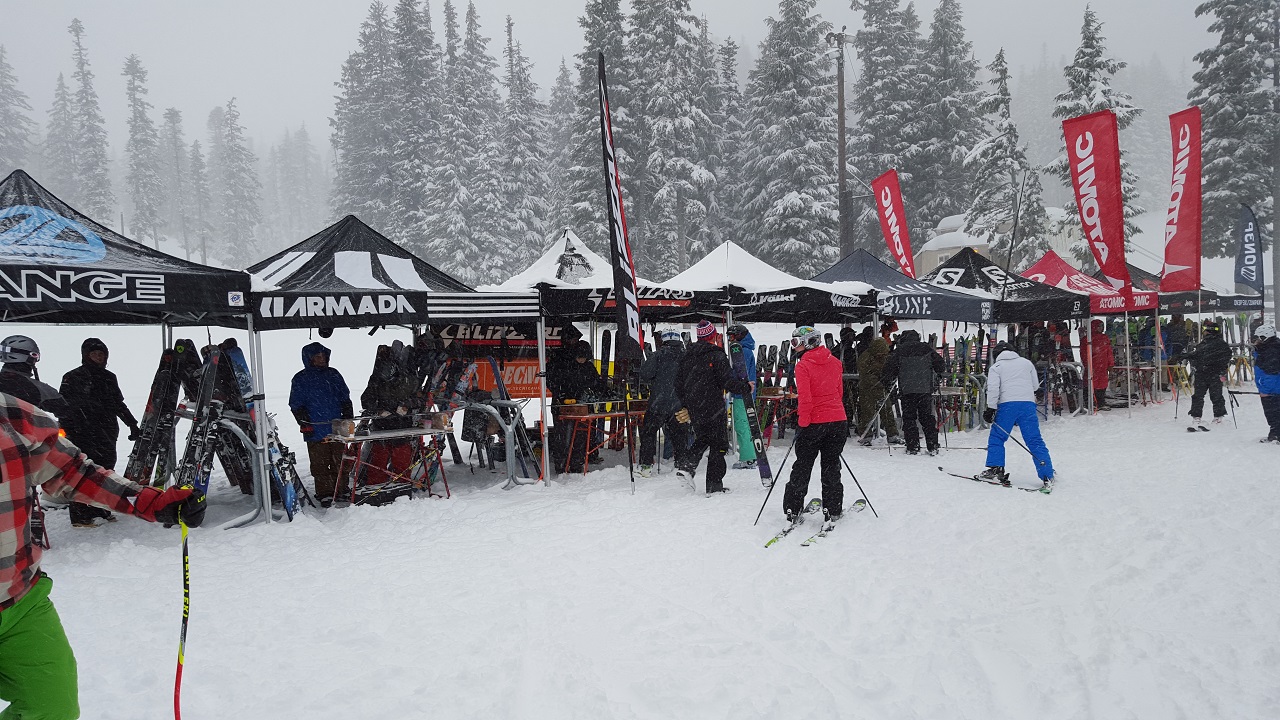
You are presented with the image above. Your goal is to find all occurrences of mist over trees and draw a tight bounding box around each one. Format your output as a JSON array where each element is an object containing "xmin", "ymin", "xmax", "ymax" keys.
[{"xmin": 1, "ymin": 1, "xmax": 1271, "ymax": 281}]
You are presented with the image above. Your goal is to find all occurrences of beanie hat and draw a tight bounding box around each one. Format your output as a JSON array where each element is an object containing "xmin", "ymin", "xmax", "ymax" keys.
[{"xmin": 695, "ymin": 320, "xmax": 717, "ymax": 340}]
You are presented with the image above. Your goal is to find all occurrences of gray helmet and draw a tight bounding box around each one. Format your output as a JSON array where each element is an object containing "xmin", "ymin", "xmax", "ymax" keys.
[{"xmin": 0, "ymin": 335, "xmax": 39, "ymax": 365}]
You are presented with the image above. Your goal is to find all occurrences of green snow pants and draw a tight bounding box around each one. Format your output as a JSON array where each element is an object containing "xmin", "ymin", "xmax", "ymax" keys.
[
  {"xmin": 731, "ymin": 397, "xmax": 756, "ymax": 462},
  {"xmin": 0, "ymin": 576, "xmax": 79, "ymax": 720}
]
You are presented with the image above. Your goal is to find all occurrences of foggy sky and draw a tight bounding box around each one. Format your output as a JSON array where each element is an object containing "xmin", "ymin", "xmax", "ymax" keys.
[{"xmin": 3, "ymin": 0, "xmax": 1209, "ymax": 154}]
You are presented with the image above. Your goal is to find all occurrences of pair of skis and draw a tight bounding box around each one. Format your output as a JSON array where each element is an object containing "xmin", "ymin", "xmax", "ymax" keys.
[
  {"xmin": 763, "ymin": 498, "xmax": 867, "ymax": 548},
  {"xmin": 937, "ymin": 466, "xmax": 1054, "ymax": 494},
  {"xmin": 728, "ymin": 341, "xmax": 773, "ymax": 488}
]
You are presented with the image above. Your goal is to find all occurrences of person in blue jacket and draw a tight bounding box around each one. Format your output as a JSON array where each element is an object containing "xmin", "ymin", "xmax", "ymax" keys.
[
  {"xmin": 289, "ymin": 342, "xmax": 353, "ymax": 506},
  {"xmin": 1252, "ymin": 324, "xmax": 1280, "ymax": 443},
  {"xmin": 727, "ymin": 324, "xmax": 758, "ymax": 470}
]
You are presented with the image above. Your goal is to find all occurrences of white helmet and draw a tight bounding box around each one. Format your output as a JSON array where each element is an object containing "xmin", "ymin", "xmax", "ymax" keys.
[
  {"xmin": 790, "ymin": 326, "xmax": 822, "ymax": 351},
  {"xmin": 1253, "ymin": 324, "xmax": 1276, "ymax": 341}
]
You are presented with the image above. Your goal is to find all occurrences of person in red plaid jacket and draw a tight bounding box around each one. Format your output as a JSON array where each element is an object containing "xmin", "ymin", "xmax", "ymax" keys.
[{"xmin": 0, "ymin": 392, "xmax": 204, "ymax": 719}]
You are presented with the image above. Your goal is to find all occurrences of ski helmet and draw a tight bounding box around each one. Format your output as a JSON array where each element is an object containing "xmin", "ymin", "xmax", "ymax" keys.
[
  {"xmin": 660, "ymin": 330, "xmax": 682, "ymax": 343},
  {"xmin": 790, "ymin": 326, "xmax": 821, "ymax": 351},
  {"xmin": 992, "ymin": 341, "xmax": 1013, "ymax": 357},
  {"xmin": 1253, "ymin": 324, "xmax": 1276, "ymax": 341},
  {"xmin": 0, "ymin": 335, "xmax": 39, "ymax": 365},
  {"xmin": 1203, "ymin": 320, "xmax": 1222, "ymax": 336},
  {"xmin": 727, "ymin": 324, "xmax": 748, "ymax": 341}
]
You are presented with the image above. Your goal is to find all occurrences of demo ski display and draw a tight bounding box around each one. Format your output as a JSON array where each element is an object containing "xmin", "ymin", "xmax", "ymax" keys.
[
  {"xmin": 175, "ymin": 348, "xmax": 224, "ymax": 496},
  {"xmin": 124, "ymin": 348, "xmax": 185, "ymax": 486}
]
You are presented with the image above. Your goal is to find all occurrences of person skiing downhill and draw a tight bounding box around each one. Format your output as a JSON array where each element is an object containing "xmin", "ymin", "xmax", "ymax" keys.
[
  {"xmin": 781, "ymin": 326, "xmax": 848, "ymax": 522},
  {"xmin": 59, "ymin": 338, "xmax": 141, "ymax": 527},
  {"xmin": 673, "ymin": 321, "xmax": 750, "ymax": 495},
  {"xmin": 981, "ymin": 343, "xmax": 1055, "ymax": 489},
  {"xmin": 726, "ymin": 324, "xmax": 758, "ymax": 470},
  {"xmin": 1172, "ymin": 320, "xmax": 1232, "ymax": 428},
  {"xmin": 1251, "ymin": 324, "xmax": 1280, "ymax": 443},
  {"xmin": 637, "ymin": 331, "xmax": 688, "ymax": 476},
  {"xmin": 0, "ymin": 392, "xmax": 204, "ymax": 720}
]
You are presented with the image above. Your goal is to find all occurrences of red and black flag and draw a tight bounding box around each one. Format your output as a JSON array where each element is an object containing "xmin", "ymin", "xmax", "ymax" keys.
[{"xmin": 598, "ymin": 53, "xmax": 643, "ymax": 361}]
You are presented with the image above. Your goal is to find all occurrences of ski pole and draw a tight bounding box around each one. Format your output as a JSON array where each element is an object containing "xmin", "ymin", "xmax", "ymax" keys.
[
  {"xmin": 753, "ymin": 440, "xmax": 796, "ymax": 526},
  {"xmin": 989, "ymin": 418, "xmax": 1044, "ymax": 472},
  {"xmin": 856, "ymin": 380, "xmax": 898, "ymax": 444},
  {"xmin": 174, "ymin": 516, "xmax": 191, "ymax": 720},
  {"xmin": 838, "ymin": 453, "xmax": 878, "ymax": 518},
  {"xmin": 1229, "ymin": 388, "xmax": 1239, "ymax": 429}
]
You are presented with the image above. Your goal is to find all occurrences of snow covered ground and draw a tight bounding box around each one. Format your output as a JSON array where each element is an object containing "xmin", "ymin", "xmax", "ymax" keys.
[{"xmin": 7, "ymin": 323, "xmax": 1279, "ymax": 719}]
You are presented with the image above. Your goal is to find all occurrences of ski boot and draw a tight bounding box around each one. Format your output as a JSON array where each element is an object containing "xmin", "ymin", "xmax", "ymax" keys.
[
  {"xmin": 978, "ymin": 466, "xmax": 1010, "ymax": 486},
  {"xmin": 905, "ymin": 446, "xmax": 920, "ymax": 456},
  {"xmin": 732, "ymin": 459, "xmax": 756, "ymax": 470},
  {"xmin": 675, "ymin": 468, "xmax": 695, "ymax": 492},
  {"xmin": 637, "ymin": 464, "xmax": 655, "ymax": 478},
  {"xmin": 926, "ymin": 443, "xmax": 940, "ymax": 457}
]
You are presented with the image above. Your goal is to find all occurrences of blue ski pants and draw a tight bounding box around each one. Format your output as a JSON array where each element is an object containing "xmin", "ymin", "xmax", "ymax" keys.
[{"xmin": 986, "ymin": 401, "xmax": 1054, "ymax": 480}]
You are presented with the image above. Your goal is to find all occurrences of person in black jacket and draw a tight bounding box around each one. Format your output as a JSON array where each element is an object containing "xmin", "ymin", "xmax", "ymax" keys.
[
  {"xmin": 550, "ymin": 340, "xmax": 606, "ymax": 471},
  {"xmin": 0, "ymin": 335, "xmax": 71, "ymax": 417},
  {"xmin": 60, "ymin": 338, "xmax": 140, "ymax": 527},
  {"xmin": 673, "ymin": 320, "xmax": 750, "ymax": 495},
  {"xmin": 637, "ymin": 331, "xmax": 687, "ymax": 476},
  {"xmin": 837, "ymin": 327, "xmax": 860, "ymax": 434},
  {"xmin": 882, "ymin": 329, "xmax": 946, "ymax": 455},
  {"xmin": 1172, "ymin": 320, "xmax": 1232, "ymax": 427},
  {"xmin": 359, "ymin": 340, "xmax": 423, "ymax": 485}
]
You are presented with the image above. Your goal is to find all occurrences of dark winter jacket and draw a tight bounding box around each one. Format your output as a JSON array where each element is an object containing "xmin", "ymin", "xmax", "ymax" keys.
[
  {"xmin": 729, "ymin": 331, "xmax": 757, "ymax": 398},
  {"xmin": 883, "ymin": 330, "xmax": 946, "ymax": 395},
  {"xmin": 288, "ymin": 342, "xmax": 353, "ymax": 443},
  {"xmin": 639, "ymin": 339, "xmax": 685, "ymax": 416},
  {"xmin": 1177, "ymin": 334, "xmax": 1232, "ymax": 377},
  {"xmin": 361, "ymin": 341, "xmax": 425, "ymax": 431},
  {"xmin": 856, "ymin": 337, "xmax": 891, "ymax": 391},
  {"xmin": 1253, "ymin": 337, "xmax": 1280, "ymax": 395},
  {"xmin": 794, "ymin": 346, "xmax": 846, "ymax": 427},
  {"xmin": 837, "ymin": 330, "xmax": 859, "ymax": 375},
  {"xmin": 59, "ymin": 349, "xmax": 138, "ymax": 452},
  {"xmin": 675, "ymin": 340, "xmax": 749, "ymax": 423},
  {"xmin": 551, "ymin": 357, "xmax": 606, "ymax": 403},
  {"xmin": 0, "ymin": 366, "xmax": 71, "ymax": 419}
]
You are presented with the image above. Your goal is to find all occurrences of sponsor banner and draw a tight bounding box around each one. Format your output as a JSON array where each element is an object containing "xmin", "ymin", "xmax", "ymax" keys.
[
  {"xmin": 0, "ymin": 268, "xmax": 165, "ymax": 304},
  {"xmin": 588, "ymin": 285, "xmax": 695, "ymax": 311},
  {"xmin": 870, "ymin": 169, "xmax": 916, "ymax": 278},
  {"xmin": 258, "ymin": 293, "xmax": 416, "ymax": 320},
  {"xmin": 1234, "ymin": 204, "xmax": 1264, "ymax": 295},
  {"xmin": 430, "ymin": 323, "xmax": 564, "ymax": 398},
  {"xmin": 1161, "ymin": 107, "xmax": 1202, "ymax": 292},
  {"xmin": 599, "ymin": 53, "xmax": 643, "ymax": 360},
  {"xmin": 1062, "ymin": 110, "xmax": 1132, "ymax": 294}
]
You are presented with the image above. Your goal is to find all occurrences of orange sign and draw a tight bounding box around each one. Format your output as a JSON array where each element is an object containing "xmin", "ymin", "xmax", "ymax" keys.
[{"xmin": 475, "ymin": 358, "xmax": 544, "ymax": 398}]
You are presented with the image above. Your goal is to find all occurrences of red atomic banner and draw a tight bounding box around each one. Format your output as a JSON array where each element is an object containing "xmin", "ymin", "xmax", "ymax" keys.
[
  {"xmin": 1062, "ymin": 110, "xmax": 1132, "ymax": 295},
  {"xmin": 1160, "ymin": 107, "xmax": 1202, "ymax": 292},
  {"xmin": 871, "ymin": 169, "xmax": 916, "ymax": 279}
]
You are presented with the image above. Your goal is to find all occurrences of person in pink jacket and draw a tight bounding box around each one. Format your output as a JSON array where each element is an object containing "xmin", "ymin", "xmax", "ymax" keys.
[{"xmin": 781, "ymin": 326, "xmax": 848, "ymax": 522}]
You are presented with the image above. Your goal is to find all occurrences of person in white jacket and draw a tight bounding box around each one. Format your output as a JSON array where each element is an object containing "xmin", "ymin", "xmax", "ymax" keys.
[{"xmin": 980, "ymin": 343, "xmax": 1054, "ymax": 488}]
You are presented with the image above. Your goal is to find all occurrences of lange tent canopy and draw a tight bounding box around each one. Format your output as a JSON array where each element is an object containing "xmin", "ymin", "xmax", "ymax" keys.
[
  {"xmin": 1023, "ymin": 250, "xmax": 1158, "ymax": 314},
  {"xmin": 813, "ymin": 248, "xmax": 995, "ymax": 322},
  {"xmin": 492, "ymin": 229, "xmax": 725, "ymax": 321},
  {"xmin": 248, "ymin": 215, "xmax": 539, "ymax": 330},
  {"xmin": 660, "ymin": 241, "xmax": 877, "ymax": 322},
  {"xmin": 0, "ymin": 169, "xmax": 249, "ymax": 326},
  {"xmin": 920, "ymin": 248, "xmax": 1089, "ymax": 322}
]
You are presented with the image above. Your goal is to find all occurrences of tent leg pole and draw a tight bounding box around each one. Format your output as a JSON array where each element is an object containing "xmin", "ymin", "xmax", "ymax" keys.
[
  {"xmin": 247, "ymin": 315, "xmax": 273, "ymax": 524},
  {"xmin": 537, "ymin": 316, "xmax": 552, "ymax": 483},
  {"xmin": 1125, "ymin": 312, "xmax": 1133, "ymax": 418}
]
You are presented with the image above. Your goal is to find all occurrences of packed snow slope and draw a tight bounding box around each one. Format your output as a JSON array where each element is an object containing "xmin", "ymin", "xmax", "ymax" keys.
[{"xmin": 7, "ymin": 324, "xmax": 1279, "ymax": 719}]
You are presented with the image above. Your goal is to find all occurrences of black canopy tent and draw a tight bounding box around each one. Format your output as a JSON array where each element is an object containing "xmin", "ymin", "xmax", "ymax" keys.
[
  {"xmin": 920, "ymin": 248, "xmax": 1089, "ymax": 322},
  {"xmin": 0, "ymin": 169, "xmax": 249, "ymax": 325},
  {"xmin": 246, "ymin": 214, "xmax": 548, "ymax": 487},
  {"xmin": 1090, "ymin": 262, "xmax": 1264, "ymax": 315},
  {"xmin": 247, "ymin": 215, "xmax": 540, "ymax": 330},
  {"xmin": 813, "ymin": 248, "xmax": 995, "ymax": 323}
]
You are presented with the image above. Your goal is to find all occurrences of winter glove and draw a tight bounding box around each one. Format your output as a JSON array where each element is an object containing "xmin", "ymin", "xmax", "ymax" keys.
[
  {"xmin": 132, "ymin": 486, "xmax": 206, "ymax": 527},
  {"xmin": 674, "ymin": 407, "xmax": 691, "ymax": 424},
  {"xmin": 982, "ymin": 408, "xmax": 996, "ymax": 424},
  {"xmin": 340, "ymin": 401, "xmax": 354, "ymax": 420},
  {"xmin": 299, "ymin": 424, "xmax": 315, "ymax": 435},
  {"xmin": 127, "ymin": 425, "xmax": 141, "ymax": 442}
]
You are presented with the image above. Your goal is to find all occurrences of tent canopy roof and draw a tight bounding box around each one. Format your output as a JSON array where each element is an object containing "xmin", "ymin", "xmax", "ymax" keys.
[
  {"xmin": 661, "ymin": 240, "xmax": 874, "ymax": 297},
  {"xmin": 0, "ymin": 169, "xmax": 249, "ymax": 326},
  {"xmin": 812, "ymin": 248, "xmax": 995, "ymax": 322},
  {"xmin": 486, "ymin": 229, "xmax": 652, "ymax": 291},
  {"xmin": 921, "ymin": 248, "xmax": 1089, "ymax": 321}
]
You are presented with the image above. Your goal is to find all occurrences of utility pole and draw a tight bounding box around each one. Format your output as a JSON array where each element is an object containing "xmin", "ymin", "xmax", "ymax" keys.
[{"xmin": 827, "ymin": 27, "xmax": 856, "ymax": 259}]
